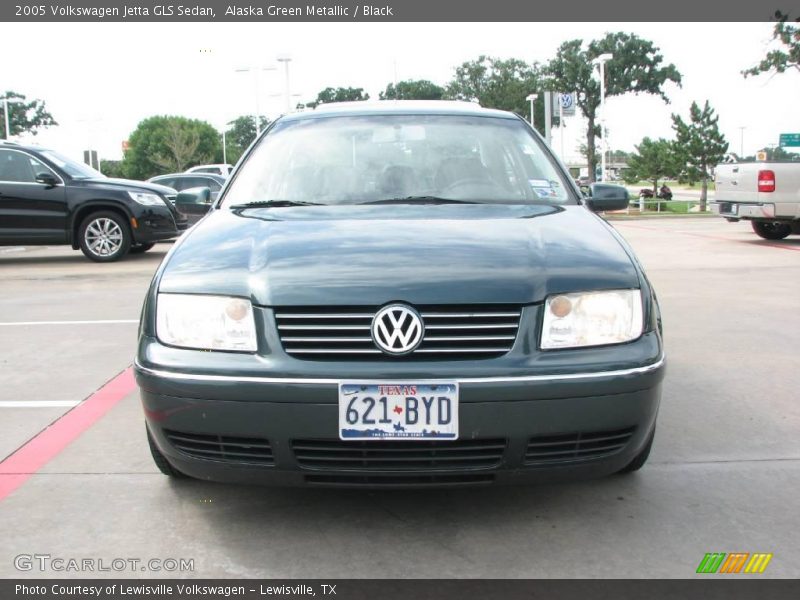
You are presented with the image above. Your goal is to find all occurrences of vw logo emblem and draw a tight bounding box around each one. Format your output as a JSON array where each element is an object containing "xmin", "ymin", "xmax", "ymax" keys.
[{"xmin": 371, "ymin": 304, "xmax": 424, "ymax": 355}]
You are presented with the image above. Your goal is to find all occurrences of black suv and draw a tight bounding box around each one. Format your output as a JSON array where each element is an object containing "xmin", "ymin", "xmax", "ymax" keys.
[{"xmin": 0, "ymin": 142, "xmax": 187, "ymax": 261}]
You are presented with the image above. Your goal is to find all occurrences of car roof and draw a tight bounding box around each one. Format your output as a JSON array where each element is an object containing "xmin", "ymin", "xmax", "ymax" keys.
[
  {"xmin": 0, "ymin": 141, "xmax": 50, "ymax": 153},
  {"xmin": 282, "ymin": 100, "xmax": 519, "ymax": 122},
  {"xmin": 151, "ymin": 173, "xmax": 225, "ymax": 181}
]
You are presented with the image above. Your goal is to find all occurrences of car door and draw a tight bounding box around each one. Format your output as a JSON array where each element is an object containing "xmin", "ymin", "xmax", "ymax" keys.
[{"xmin": 0, "ymin": 149, "xmax": 68, "ymax": 244}]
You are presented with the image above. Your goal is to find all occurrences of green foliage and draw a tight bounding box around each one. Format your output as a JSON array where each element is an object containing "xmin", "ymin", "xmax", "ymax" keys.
[
  {"xmin": 121, "ymin": 116, "xmax": 221, "ymax": 180},
  {"xmin": 544, "ymin": 33, "xmax": 681, "ymax": 181},
  {"xmin": 743, "ymin": 11, "xmax": 800, "ymax": 77},
  {"xmin": 0, "ymin": 91, "xmax": 57, "ymax": 138},
  {"xmin": 671, "ymin": 100, "xmax": 728, "ymax": 209},
  {"xmin": 380, "ymin": 79, "xmax": 445, "ymax": 100},
  {"xmin": 224, "ymin": 115, "xmax": 269, "ymax": 165},
  {"xmin": 99, "ymin": 160, "xmax": 125, "ymax": 179},
  {"xmin": 625, "ymin": 137, "xmax": 682, "ymax": 190},
  {"xmin": 301, "ymin": 87, "xmax": 370, "ymax": 109},
  {"xmin": 444, "ymin": 56, "xmax": 543, "ymax": 127}
]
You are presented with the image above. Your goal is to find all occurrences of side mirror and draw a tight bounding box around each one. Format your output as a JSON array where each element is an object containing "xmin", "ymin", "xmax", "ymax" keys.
[
  {"xmin": 175, "ymin": 187, "xmax": 212, "ymax": 215},
  {"xmin": 586, "ymin": 183, "xmax": 629, "ymax": 212},
  {"xmin": 35, "ymin": 172, "xmax": 58, "ymax": 187}
]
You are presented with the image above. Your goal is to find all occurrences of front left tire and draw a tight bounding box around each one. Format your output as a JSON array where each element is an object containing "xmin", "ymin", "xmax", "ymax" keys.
[{"xmin": 147, "ymin": 427, "xmax": 187, "ymax": 479}]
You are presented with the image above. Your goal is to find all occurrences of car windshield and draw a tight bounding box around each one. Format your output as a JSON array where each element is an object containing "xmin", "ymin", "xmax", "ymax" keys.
[
  {"xmin": 40, "ymin": 150, "xmax": 105, "ymax": 179},
  {"xmin": 221, "ymin": 114, "xmax": 576, "ymax": 207}
]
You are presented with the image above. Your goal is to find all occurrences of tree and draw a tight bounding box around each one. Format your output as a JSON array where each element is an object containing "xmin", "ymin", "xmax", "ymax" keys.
[
  {"xmin": 625, "ymin": 137, "xmax": 682, "ymax": 194},
  {"xmin": 743, "ymin": 11, "xmax": 800, "ymax": 77},
  {"xmin": 444, "ymin": 56, "xmax": 543, "ymax": 127},
  {"xmin": 0, "ymin": 91, "xmax": 57, "ymax": 138},
  {"xmin": 300, "ymin": 87, "xmax": 370, "ymax": 109},
  {"xmin": 99, "ymin": 160, "xmax": 125, "ymax": 178},
  {"xmin": 671, "ymin": 101, "xmax": 729, "ymax": 211},
  {"xmin": 121, "ymin": 116, "xmax": 221, "ymax": 180},
  {"xmin": 224, "ymin": 115, "xmax": 269, "ymax": 164},
  {"xmin": 380, "ymin": 79, "xmax": 445, "ymax": 100},
  {"xmin": 544, "ymin": 33, "xmax": 681, "ymax": 182}
]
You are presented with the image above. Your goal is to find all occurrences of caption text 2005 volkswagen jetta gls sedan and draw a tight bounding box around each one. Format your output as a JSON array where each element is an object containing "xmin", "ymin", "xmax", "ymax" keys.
[{"xmin": 135, "ymin": 101, "xmax": 665, "ymax": 487}]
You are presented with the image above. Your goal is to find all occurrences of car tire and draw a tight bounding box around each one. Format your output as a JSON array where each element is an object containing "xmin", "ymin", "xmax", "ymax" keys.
[
  {"xmin": 751, "ymin": 221, "xmax": 792, "ymax": 240},
  {"xmin": 618, "ymin": 426, "xmax": 655, "ymax": 474},
  {"xmin": 129, "ymin": 242, "xmax": 156, "ymax": 254},
  {"xmin": 78, "ymin": 211, "xmax": 132, "ymax": 262},
  {"xmin": 147, "ymin": 427, "xmax": 188, "ymax": 478}
]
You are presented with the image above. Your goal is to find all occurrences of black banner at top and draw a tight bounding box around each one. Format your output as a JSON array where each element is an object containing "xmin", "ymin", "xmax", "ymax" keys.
[{"xmin": 0, "ymin": 0, "xmax": 785, "ymax": 22}]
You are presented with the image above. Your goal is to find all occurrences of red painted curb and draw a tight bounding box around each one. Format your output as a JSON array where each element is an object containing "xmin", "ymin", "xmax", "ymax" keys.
[{"xmin": 0, "ymin": 367, "xmax": 136, "ymax": 501}]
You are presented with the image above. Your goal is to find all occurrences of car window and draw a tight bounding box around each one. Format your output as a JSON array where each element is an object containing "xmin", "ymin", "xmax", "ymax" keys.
[
  {"xmin": 222, "ymin": 114, "xmax": 575, "ymax": 207},
  {"xmin": 0, "ymin": 150, "xmax": 56, "ymax": 183},
  {"xmin": 153, "ymin": 177, "xmax": 175, "ymax": 189},
  {"xmin": 206, "ymin": 179, "xmax": 222, "ymax": 192}
]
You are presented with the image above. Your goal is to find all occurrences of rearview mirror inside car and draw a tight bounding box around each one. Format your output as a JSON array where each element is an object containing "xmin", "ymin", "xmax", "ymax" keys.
[{"xmin": 586, "ymin": 183, "xmax": 630, "ymax": 213}]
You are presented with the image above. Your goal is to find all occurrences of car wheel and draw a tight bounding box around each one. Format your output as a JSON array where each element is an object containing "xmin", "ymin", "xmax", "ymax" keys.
[
  {"xmin": 618, "ymin": 426, "xmax": 655, "ymax": 474},
  {"xmin": 79, "ymin": 211, "xmax": 132, "ymax": 262},
  {"xmin": 129, "ymin": 242, "xmax": 156, "ymax": 254},
  {"xmin": 751, "ymin": 221, "xmax": 792, "ymax": 240},
  {"xmin": 147, "ymin": 427, "xmax": 187, "ymax": 478}
]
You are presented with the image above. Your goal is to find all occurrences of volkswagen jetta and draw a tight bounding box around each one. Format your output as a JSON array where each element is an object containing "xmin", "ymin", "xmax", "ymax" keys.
[{"xmin": 135, "ymin": 101, "xmax": 665, "ymax": 487}]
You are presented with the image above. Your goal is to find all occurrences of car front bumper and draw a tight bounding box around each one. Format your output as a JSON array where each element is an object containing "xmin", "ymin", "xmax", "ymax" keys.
[{"xmin": 135, "ymin": 347, "xmax": 665, "ymax": 488}]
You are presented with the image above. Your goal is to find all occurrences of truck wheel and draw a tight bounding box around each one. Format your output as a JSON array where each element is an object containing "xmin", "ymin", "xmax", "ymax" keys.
[
  {"xmin": 129, "ymin": 242, "xmax": 156, "ymax": 254},
  {"xmin": 618, "ymin": 426, "xmax": 655, "ymax": 474},
  {"xmin": 79, "ymin": 211, "xmax": 132, "ymax": 261},
  {"xmin": 751, "ymin": 221, "xmax": 792, "ymax": 240},
  {"xmin": 147, "ymin": 427, "xmax": 187, "ymax": 478}
]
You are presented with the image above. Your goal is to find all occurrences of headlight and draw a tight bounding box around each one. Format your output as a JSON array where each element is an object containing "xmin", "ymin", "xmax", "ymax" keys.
[
  {"xmin": 128, "ymin": 191, "xmax": 166, "ymax": 206},
  {"xmin": 540, "ymin": 289, "xmax": 643, "ymax": 350},
  {"xmin": 156, "ymin": 294, "xmax": 257, "ymax": 352}
]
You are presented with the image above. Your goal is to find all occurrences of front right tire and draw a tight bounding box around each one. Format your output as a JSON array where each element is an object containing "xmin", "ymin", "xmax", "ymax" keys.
[
  {"xmin": 751, "ymin": 221, "xmax": 792, "ymax": 240},
  {"xmin": 78, "ymin": 210, "xmax": 132, "ymax": 262}
]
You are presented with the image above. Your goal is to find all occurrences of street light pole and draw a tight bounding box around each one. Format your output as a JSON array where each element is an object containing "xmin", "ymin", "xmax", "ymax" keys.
[
  {"xmin": 738, "ymin": 126, "xmax": 746, "ymax": 158},
  {"xmin": 525, "ymin": 94, "xmax": 538, "ymax": 128},
  {"xmin": 592, "ymin": 53, "xmax": 613, "ymax": 182},
  {"xmin": 277, "ymin": 54, "xmax": 292, "ymax": 114},
  {"xmin": 235, "ymin": 66, "xmax": 277, "ymax": 136}
]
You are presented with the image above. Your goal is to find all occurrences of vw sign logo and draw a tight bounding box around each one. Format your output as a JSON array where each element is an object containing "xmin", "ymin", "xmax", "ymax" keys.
[{"xmin": 371, "ymin": 304, "xmax": 424, "ymax": 355}]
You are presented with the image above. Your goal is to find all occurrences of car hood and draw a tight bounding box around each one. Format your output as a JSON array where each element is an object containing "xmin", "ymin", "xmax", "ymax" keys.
[
  {"xmin": 77, "ymin": 177, "xmax": 176, "ymax": 196},
  {"xmin": 158, "ymin": 204, "xmax": 640, "ymax": 306}
]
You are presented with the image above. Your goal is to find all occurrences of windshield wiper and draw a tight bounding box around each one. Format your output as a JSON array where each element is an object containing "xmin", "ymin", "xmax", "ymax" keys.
[
  {"xmin": 229, "ymin": 200, "xmax": 324, "ymax": 209},
  {"xmin": 360, "ymin": 196, "xmax": 480, "ymax": 205}
]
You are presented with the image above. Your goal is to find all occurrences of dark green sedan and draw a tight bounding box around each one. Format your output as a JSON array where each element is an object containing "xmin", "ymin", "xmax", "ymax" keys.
[{"xmin": 135, "ymin": 101, "xmax": 665, "ymax": 487}]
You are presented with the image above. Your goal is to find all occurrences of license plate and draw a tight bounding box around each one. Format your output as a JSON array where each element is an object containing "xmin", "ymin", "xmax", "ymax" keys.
[{"xmin": 338, "ymin": 383, "xmax": 459, "ymax": 440}]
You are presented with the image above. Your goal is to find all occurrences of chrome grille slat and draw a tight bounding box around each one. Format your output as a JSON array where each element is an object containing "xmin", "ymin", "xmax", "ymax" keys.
[{"xmin": 274, "ymin": 305, "xmax": 522, "ymax": 361}]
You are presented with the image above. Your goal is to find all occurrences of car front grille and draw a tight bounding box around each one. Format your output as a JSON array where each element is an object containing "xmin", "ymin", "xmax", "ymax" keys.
[
  {"xmin": 524, "ymin": 428, "xmax": 634, "ymax": 465},
  {"xmin": 304, "ymin": 473, "xmax": 496, "ymax": 487},
  {"xmin": 274, "ymin": 305, "xmax": 522, "ymax": 360},
  {"xmin": 164, "ymin": 430, "xmax": 274, "ymax": 465},
  {"xmin": 292, "ymin": 438, "xmax": 507, "ymax": 471}
]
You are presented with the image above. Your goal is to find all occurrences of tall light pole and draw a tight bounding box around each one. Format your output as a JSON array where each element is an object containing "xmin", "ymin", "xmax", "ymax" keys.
[
  {"xmin": 526, "ymin": 94, "xmax": 538, "ymax": 128},
  {"xmin": 235, "ymin": 65, "xmax": 276, "ymax": 136},
  {"xmin": 276, "ymin": 54, "xmax": 292, "ymax": 114},
  {"xmin": 2, "ymin": 97, "xmax": 24, "ymax": 141},
  {"xmin": 738, "ymin": 126, "xmax": 746, "ymax": 158},
  {"xmin": 592, "ymin": 53, "xmax": 613, "ymax": 182}
]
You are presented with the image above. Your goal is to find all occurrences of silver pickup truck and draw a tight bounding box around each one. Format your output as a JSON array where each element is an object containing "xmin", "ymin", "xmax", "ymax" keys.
[{"xmin": 712, "ymin": 162, "xmax": 800, "ymax": 239}]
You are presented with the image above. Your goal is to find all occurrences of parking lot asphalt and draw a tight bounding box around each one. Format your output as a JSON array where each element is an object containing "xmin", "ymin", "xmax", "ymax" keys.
[{"xmin": 1, "ymin": 218, "xmax": 798, "ymax": 579}]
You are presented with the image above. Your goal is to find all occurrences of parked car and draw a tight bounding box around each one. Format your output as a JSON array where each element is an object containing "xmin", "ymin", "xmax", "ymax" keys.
[
  {"xmin": 712, "ymin": 162, "xmax": 800, "ymax": 239},
  {"xmin": 185, "ymin": 164, "xmax": 233, "ymax": 177},
  {"xmin": 0, "ymin": 141, "xmax": 187, "ymax": 261},
  {"xmin": 147, "ymin": 173, "xmax": 225, "ymax": 224},
  {"xmin": 136, "ymin": 101, "xmax": 665, "ymax": 487}
]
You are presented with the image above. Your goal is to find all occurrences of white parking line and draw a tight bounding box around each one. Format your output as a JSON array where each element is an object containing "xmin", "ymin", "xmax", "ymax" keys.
[
  {"xmin": 0, "ymin": 320, "xmax": 138, "ymax": 326},
  {"xmin": 0, "ymin": 400, "xmax": 81, "ymax": 408}
]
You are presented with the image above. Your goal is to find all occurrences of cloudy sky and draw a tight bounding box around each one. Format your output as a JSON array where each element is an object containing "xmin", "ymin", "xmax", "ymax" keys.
[{"xmin": 3, "ymin": 21, "xmax": 798, "ymax": 165}]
